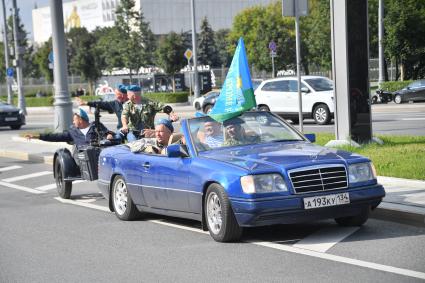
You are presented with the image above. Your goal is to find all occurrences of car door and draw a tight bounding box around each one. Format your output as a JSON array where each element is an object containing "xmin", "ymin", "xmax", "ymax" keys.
[
  {"xmin": 404, "ymin": 81, "xmax": 420, "ymax": 101},
  {"xmin": 416, "ymin": 81, "xmax": 425, "ymax": 101},
  {"xmin": 288, "ymin": 80, "xmax": 310, "ymax": 114},
  {"xmin": 136, "ymin": 153, "xmax": 191, "ymax": 212},
  {"xmin": 257, "ymin": 80, "xmax": 291, "ymax": 112}
]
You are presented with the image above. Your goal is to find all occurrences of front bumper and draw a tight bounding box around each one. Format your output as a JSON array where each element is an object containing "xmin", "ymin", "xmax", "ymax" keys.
[
  {"xmin": 0, "ymin": 114, "xmax": 25, "ymax": 127},
  {"xmin": 230, "ymin": 184, "xmax": 385, "ymax": 227}
]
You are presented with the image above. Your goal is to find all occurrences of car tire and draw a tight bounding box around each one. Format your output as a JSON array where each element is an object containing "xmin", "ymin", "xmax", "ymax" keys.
[
  {"xmin": 112, "ymin": 175, "xmax": 141, "ymax": 221},
  {"xmin": 313, "ymin": 104, "xmax": 331, "ymax": 125},
  {"xmin": 335, "ymin": 206, "xmax": 370, "ymax": 226},
  {"xmin": 54, "ymin": 161, "xmax": 72, "ymax": 199},
  {"xmin": 205, "ymin": 183, "xmax": 242, "ymax": 242},
  {"xmin": 258, "ymin": 105, "xmax": 270, "ymax": 112},
  {"xmin": 291, "ymin": 118, "xmax": 300, "ymax": 124},
  {"xmin": 371, "ymin": 96, "xmax": 378, "ymax": 104},
  {"xmin": 203, "ymin": 104, "xmax": 213, "ymax": 114},
  {"xmin": 10, "ymin": 125, "xmax": 22, "ymax": 130},
  {"xmin": 394, "ymin": 94, "xmax": 402, "ymax": 104}
]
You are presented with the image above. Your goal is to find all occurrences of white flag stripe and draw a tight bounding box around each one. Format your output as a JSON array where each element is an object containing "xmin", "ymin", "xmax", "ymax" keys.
[
  {"xmin": 2, "ymin": 171, "xmax": 52, "ymax": 182},
  {"xmin": 0, "ymin": 165, "xmax": 22, "ymax": 172},
  {"xmin": 293, "ymin": 226, "xmax": 359, "ymax": 253},
  {"xmin": 0, "ymin": 181, "xmax": 45, "ymax": 194}
]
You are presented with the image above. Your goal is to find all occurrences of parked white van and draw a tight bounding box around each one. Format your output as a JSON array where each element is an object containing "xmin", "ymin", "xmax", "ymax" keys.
[{"xmin": 254, "ymin": 76, "xmax": 334, "ymax": 125}]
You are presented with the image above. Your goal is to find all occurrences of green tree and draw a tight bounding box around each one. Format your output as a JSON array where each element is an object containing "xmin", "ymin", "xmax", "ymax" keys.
[
  {"xmin": 229, "ymin": 3, "xmax": 295, "ymax": 73},
  {"xmin": 214, "ymin": 29, "xmax": 232, "ymax": 67},
  {"xmin": 33, "ymin": 39, "xmax": 53, "ymax": 83},
  {"xmin": 66, "ymin": 27, "xmax": 103, "ymax": 95},
  {"xmin": 7, "ymin": 15, "xmax": 38, "ymax": 78},
  {"xmin": 92, "ymin": 26, "xmax": 123, "ymax": 71},
  {"xmin": 156, "ymin": 32, "xmax": 186, "ymax": 91},
  {"xmin": 114, "ymin": 0, "xmax": 156, "ymax": 80},
  {"xmin": 198, "ymin": 17, "xmax": 218, "ymax": 67},
  {"xmin": 0, "ymin": 42, "xmax": 6, "ymax": 83},
  {"xmin": 384, "ymin": 0, "xmax": 425, "ymax": 80}
]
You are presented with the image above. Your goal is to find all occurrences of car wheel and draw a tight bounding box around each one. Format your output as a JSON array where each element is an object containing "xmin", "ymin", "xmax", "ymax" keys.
[
  {"xmin": 112, "ymin": 175, "xmax": 141, "ymax": 221},
  {"xmin": 203, "ymin": 104, "xmax": 213, "ymax": 114},
  {"xmin": 335, "ymin": 206, "xmax": 370, "ymax": 226},
  {"xmin": 54, "ymin": 161, "xmax": 72, "ymax": 199},
  {"xmin": 394, "ymin": 94, "xmax": 402, "ymax": 104},
  {"xmin": 258, "ymin": 105, "xmax": 270, "ymax": 112},
  {"xmin": 313, "ymin": 104, "xmax": 331, "ymax": 125},
  {"xmin": 204, "ymin": 183, "xmax": 242, "ymax": 242},
  {"xmin": 371, "ymin": 96, "xmax": 378, "ymax": 104},
  {"xmin": 10, "ymin": 125, "xmax": 21, "ymax": 130},
  {"xmin": 291, "ymin": 118, "xmax": 300, "ymax": 124}
]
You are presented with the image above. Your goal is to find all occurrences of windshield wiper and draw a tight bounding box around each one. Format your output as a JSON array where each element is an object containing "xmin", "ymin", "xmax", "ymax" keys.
[{"xmin": 271, "ymin": 139, "xmax": 302, "ymax": 142}]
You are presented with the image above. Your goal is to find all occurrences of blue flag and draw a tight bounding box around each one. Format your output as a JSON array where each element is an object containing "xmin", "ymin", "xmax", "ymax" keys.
[{"xmin": 209, "ymin": 38, "xmax": 256, "ymax": 122}]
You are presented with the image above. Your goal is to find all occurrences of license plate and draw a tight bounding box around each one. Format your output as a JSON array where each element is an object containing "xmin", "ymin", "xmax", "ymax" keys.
[
  {"xmin": 303, "ymin": 192, "xmax": 350, "ymax": 210},
  {"xmin": 5, "ymin": 117, "xmax": 18, "ymax": 121}
]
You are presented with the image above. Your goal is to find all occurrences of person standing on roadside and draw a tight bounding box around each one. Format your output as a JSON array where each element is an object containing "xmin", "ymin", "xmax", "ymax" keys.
[{"xmin": 75, "ymin": 85, "xmax": 128, "ymax": 133}]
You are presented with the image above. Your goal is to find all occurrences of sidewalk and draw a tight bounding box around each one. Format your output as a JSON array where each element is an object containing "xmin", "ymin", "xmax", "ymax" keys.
[{"xmin": 0, "ymin": 135, "xmax": 424, "ymax": 227}]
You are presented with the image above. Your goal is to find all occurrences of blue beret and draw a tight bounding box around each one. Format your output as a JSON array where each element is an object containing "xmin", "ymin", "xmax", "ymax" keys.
[
  {"xmin": 155, "ymin": 118, "xmax": 174, "ymax": 133},
  {"xmin": 127, "ymin": 84, "xmax": 141, "ymax": 92},
  {"xmin": 117, "ymin": 84, "xmax": 127, "ymax": 94},
  {"xmin": 74, "ymin": 108, "xmax": 89, "ymax": 122}
]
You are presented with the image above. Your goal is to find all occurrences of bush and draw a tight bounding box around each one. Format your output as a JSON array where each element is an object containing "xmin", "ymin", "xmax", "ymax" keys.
[
  {"xmin": 380, "ymin": 80, "xmax": 413, "ymax": 92},
  {"xmin": 13, "ymin": 96, "xmax": 54, "ymax": 107},
  {"xmin": 144, "ymin": 92, "xmax": 188, "ymax": 103}
]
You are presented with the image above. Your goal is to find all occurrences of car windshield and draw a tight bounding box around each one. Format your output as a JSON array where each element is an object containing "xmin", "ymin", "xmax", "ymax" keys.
[
  {"xmin": 304, "ymin": 78, "xmax": 333, "ymax": 91},
  {"xmin": 188, "ymin": 111, "xmax": 304, "ymax": 152}
]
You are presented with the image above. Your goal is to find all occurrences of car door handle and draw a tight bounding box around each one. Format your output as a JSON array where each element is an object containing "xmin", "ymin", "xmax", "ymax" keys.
[{"xmin": 142, "ymin": 162, "xmax": 150, "ymax": 169}]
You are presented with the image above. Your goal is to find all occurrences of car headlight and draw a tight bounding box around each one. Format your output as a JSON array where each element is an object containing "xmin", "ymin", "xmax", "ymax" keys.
[
  {"xmin": 19, "ymin": 110, "xmax": 24, "ymax": 115},
  {"xmin": 348, "ymin": 162, "xmax": 376, "ymax": 183},
  {"xmin": 241, "ymin": 174, "xmax": 288, "ymax": 194}
]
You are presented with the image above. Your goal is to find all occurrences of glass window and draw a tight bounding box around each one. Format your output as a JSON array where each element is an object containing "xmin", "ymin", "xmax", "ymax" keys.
[
  {"xmin": 304, "ymin": 78, "xmax": 334, "ymax": 91},
  {"xmin": 261, "ymin": 80, "xmax": 290, "ymax": 92},
  {"xmin": 408, "ymin": 81, "xmax": 421, "ymax": 89},
  {"xmin": 188, "ymin": 112, "xmax": 304, "ymax": 152}
]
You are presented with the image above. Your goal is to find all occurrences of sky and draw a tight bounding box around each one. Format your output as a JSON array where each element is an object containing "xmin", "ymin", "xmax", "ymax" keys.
[{"xmin": 1, "ymin": 0, "xmax": 72, "ymax": 42}]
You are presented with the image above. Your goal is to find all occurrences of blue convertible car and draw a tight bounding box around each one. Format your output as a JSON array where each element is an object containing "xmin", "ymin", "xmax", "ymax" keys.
[{"xmin": 97, "ymin": 111, "xmax": 385, "ymax": 242}]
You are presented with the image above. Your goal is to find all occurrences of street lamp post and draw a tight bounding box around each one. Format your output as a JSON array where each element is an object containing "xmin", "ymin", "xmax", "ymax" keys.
[
  {"xmin": 1, "ymin": 0, "xmax": 13, "ymax": 105},
  {"xmin": 190, "ymin": 0, "xmax": 200, "ymax": 98},
  {"xmin": 11, "ymin": 0, "xmax": 26, "ymax": 114},
  {"xmin": 50, "ymin": 0, "xmax": 72, "ymax": 132}
]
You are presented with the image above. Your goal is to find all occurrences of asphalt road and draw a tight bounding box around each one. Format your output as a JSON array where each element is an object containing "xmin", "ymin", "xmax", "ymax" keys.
[
  {"xmin": 1, "ymin": 156, "xmax": 425, "ymax": 282},
  {"xmin": 1, "ymin": 102, "xmax": 424, "ymax": 137}
]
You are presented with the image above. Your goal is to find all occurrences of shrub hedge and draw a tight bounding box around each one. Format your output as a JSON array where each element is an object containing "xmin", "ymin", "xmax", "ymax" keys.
[
  {"xmin": 8, "ymin": 91, "xmax": 188, "ymax": 107},
  {"xmin": 380, "ymin": 80, "xmax": 413, "ymax": 92}
]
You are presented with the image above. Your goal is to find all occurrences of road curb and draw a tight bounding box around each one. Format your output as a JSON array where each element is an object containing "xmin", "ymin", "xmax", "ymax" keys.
[{"xmin": 372, "ymin": 202, "xmax": 425, "ymax": 227}]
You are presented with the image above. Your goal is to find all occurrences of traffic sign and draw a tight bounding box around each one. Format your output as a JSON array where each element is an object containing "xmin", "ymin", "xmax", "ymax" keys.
[
  {"xmin": 6, "ymin": 67, "xmax": 14, "ymax": 77},
  {"xmin": 184, "ymin": 49, "xmax": 193, "ymax": 61},
  {"xmin": 48, "ymin": 51, "xmax": 54, "ymax": 63},
  {"xmin": 268, "ymin": 41, "xmax": 277, "ymax": 52}
]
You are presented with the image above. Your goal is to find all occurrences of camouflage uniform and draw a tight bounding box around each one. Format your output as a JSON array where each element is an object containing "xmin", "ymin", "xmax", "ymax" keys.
[{"xmin": 122, "ymin": 98, "xmax": 164, "ymax": 131}]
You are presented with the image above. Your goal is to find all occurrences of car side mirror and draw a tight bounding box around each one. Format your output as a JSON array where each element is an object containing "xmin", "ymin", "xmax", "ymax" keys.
[
  {"xmin": 166, "ymin": 144, "xmax": 189, "ymax": 158},
  {"xmin": 406, "ymin": 87, "xmax": 410, "ymax": 90},
  {"xmin": 304, "ymin": 133, "xmax": 316, "ymax": 143},
  {"xmin": 301, "ymin": 87, "xmax": 310, "ymax": 93}
]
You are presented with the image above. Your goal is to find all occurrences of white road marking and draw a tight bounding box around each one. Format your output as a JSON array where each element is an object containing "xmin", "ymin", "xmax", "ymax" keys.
[
  {"xmin": 251, "ymin": 241, "xmax": 425, "ymax": 280},
  {"xmin": 35, "ymin": 180, "xmax": 86, "ymax": 191},
  {"xmin": 2, "ymin": 171, "xmax": 51, "ymax": 182},
  {"xmin": 53, "ymin": 197, "xmax": 425, "ymax": 280},
  {"xmin": 401, "ymin": 118, "xmax": 425, "ymax": 121},
  {"xmin": 0, "ymin": 165, "xmax": 22, "ymax": 172},
  {"xmin": 0, "ymin": 181, "xmax": 45, "ymax": 194},
  {"xmin": 149, "ymin": 220, "xmax": 209, "ymax": 234},
  {"xmin": 54, "ymin": 197, "xmax": 110, "ymax": 212},
  {"xmin": 293, "ymin": 226, "xmax": 359, "ymax": 253},
  {"xmin": 34, "ymin": 183, "xmax": 57, "ymax": 191}
]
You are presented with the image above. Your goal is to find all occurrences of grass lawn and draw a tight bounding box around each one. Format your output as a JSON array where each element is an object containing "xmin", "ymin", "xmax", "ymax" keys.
[{"xmin": 315, "ymin": 133, "xmax": 425, "ymax": 180}]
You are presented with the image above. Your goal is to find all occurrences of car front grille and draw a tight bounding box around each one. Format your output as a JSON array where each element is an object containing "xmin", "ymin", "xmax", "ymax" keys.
[
  {"xmin": 289, "ymin": 165, "xmax": 348, "ymax": 194},
  {"xmin": 0, "ymin": 111, "xmax": 19, "ymax": 117}
]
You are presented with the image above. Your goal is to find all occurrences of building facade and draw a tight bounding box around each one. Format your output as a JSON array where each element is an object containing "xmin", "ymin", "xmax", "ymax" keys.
[{"xmin": 32, "ymin": 0, "xmax": 274, "ymax": 44}]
